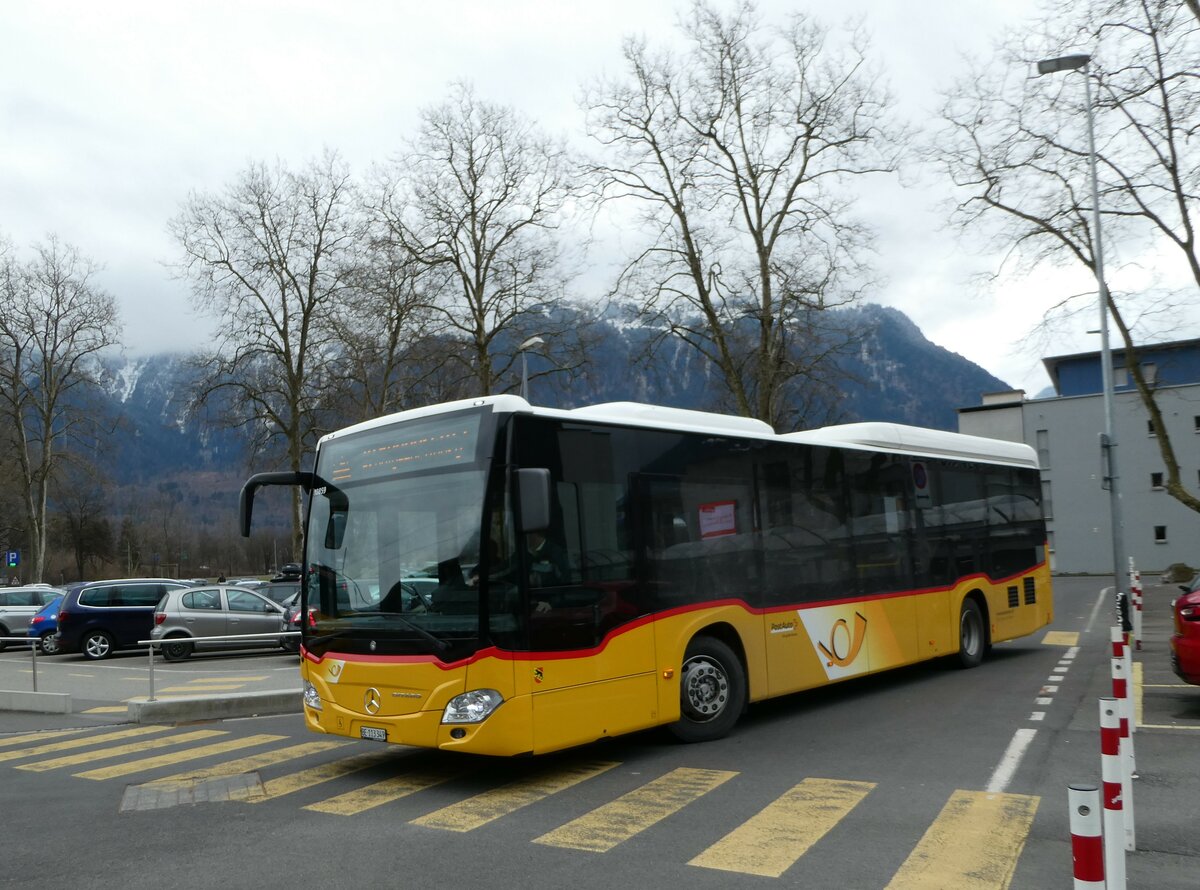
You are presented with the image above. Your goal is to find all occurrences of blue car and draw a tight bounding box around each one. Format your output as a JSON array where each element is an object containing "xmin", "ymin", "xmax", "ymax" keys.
[{"xmin": 26, "ymin": 594, "xmax": 64, "ymax": 654}]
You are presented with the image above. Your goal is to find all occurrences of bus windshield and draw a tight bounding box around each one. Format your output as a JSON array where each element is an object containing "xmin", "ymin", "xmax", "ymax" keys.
[{"xmin": 302, "ymin": 411, "xmax": 516, "ymax": 660}]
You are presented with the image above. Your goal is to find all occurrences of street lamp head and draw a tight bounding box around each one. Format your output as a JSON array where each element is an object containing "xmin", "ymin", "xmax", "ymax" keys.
[
  {"xmin": 518, "ymin": 335, "xmax": 545, "ymax": 352},
  {"xmin": 1037, "ymin": 54, "xmax": 1091, "ymax": 75}
]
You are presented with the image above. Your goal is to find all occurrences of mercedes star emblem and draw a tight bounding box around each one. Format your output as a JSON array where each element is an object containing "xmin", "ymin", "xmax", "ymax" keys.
[{"xmin": 364, "ymin": 687, "xmax": 382, "ymax": 715}]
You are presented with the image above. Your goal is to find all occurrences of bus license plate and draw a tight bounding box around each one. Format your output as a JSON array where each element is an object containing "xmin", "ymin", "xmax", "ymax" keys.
[{"xmin": 360, "ymin": 726, "xmax": 387, "ymax": 742}]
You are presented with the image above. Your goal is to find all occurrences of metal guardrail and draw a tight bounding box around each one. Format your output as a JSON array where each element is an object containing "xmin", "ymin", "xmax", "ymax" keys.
[
  {"xmin": 136, "ymin": 631, "xmax": 301, "ymax": 701},
  {"xmin": 1, "ymin": 631, "xmax": 299, "ymax": 700}
]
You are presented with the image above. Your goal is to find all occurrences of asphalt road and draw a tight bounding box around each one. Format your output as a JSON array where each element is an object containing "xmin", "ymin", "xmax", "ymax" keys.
[{"xmin": 0, "ymin": 576, "xmax": 1196, "ymax": 889}]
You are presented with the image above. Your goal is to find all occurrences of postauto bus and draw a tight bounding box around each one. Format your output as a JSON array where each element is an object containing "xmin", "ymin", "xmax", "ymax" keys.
[{"xmin": 240, "ymin": 397, "xmax": 1052, "ymax": 755}]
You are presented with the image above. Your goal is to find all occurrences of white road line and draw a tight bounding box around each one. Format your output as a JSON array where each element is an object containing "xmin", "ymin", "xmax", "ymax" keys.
[
  {"xmin": 986, "ymin": 728, "xmax": 1038, "ymax": 793},
  {"xmin": 1035, "ymin": 697, "xmax": 1053, "ymax": 706},
  {"xmin": 1086, "ymin": 586, "xmax": 1110, "ymax": 633},
  {"xmin": 1029, "ymin": 712, "xmax": 1046, "ymax": 722},
  {"xmin": 1049, "ymin": 675, "xmax": 1064, "ymax": 682}
]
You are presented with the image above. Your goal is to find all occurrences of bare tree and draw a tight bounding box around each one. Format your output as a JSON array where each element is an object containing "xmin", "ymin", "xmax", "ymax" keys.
[
  {"xmin": 0, "ymin": 235, "xmax": 121, "ymax": 582},
  {"xmin": 169, "ymin": 152, "xmax": 361, "ymax": 555},
  {"xmin": 374, "ymin": 83, "xmax": 580, "ymax": 396},
  {"xmin": 583, "ymin": 0, "xmax": 904, "ymax": 429},
  {"xmin": 930, "ymin": 0, "xmax": 1200, "ymax": 514}
]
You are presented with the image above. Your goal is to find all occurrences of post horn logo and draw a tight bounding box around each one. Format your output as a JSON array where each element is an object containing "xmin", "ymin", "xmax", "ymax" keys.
[
  {"xmin": 818, "ymin": 612, "xmax": 868, "ymax": 668},
  {"xmin": 533, "ymin": 667, "xmax": 544, "ymax": 684}
]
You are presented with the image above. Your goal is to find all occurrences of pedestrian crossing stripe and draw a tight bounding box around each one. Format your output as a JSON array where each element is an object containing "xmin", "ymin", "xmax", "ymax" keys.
[
  {"xmin": 533, "ymin": 767, "xmax": 737, "ymax": 852},
  {"xmin": 689, "ymin": 777, "xmax": 876, "ymax": 877},
  {"xmin": 245, "ymin": 748, "xmax": 399, "ymax": 803},
  {"xmin": 158, "ymin": 685, "xmax": 246, "ymax": 693},
  {"xmin": 16, "ymin": 729, "xmax": 228, "ymax": 772},
  {"xmin": 412, "ymin": 760, "xmax": 620, "ymax": 832},
  {"xmin": 1041, "ymin": 631, "xmax": 1079, "ymax": 646},
  {"xmin": 884, "ymin": 790, "xmax": 1039, "ymax": 889},
  {"xmin": 0, "ymin": 728, "xmax": 91, "ymax": 749},
  {"xmin": 303, "ymin": 761, "xmax": 466, "ymax": 815},
  {"xmin": 147, "ymin": 740, "xmax": 349, "ymax": 792},
  {"xmin": 0, "ymin": 726, "xmax": 170, "ymax": 762},
  {"xmin": 73, "ymin": 734, "xmax": 287, "ymax": 781}
]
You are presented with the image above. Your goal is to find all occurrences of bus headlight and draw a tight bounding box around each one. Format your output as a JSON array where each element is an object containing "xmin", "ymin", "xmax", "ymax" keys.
[
  {"xmin": 442, "ymin": 689, "xmax": 503, "ymax": 724},
  {"xmin": 303, "ymin": 682, "xmax": 323, "ymax": 711}
]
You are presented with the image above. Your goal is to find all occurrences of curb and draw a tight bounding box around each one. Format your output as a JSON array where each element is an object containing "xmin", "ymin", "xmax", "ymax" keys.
[
  {"xmin": 0, "ymin": 689, "xmax": 72, "ymax": 714},
  {"xmin": 127, "ymin": 689, "xmax": 303, "ymax": 723}
]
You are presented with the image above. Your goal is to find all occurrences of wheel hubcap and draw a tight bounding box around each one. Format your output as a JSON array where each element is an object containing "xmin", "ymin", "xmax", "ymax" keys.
[
  {"xmin": 86, "ymin": 636, "xmax": 109, "ymax": 657},
  {"xmin": 962, "ymin": 612, "xmax": 980, "ymax": 655},
  {"xmin": 682, "ymin": 656, "xmax": 729, "ymax": 721}
]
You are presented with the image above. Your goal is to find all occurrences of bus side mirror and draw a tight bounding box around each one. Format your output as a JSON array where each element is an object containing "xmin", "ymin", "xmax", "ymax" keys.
[
  {"xmin": 517, "ymin": 468, "xmax": 551, "ymax": 533},
  {"xmin": 324, "ymin": 486, "xmax": 349, "ymax": 549}
]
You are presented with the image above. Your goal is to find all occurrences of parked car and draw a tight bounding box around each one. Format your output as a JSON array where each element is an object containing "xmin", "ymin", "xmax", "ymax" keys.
[
  {"xmin": 26, "ymin": 594, "xmax": 65, "ymax": 653},
  {"xmin": 150, "ymin": 584, "xmax": 289, "ymax": 661},
  {"xmin": 1171, "ymin": 581, "xmax": 1200, "ymax": 685},
  {"xmin": 281, "ymin": 590, "xmax": 307, "ymax": 653},
  {"xmin": 259, "ymin": 580, "xmax": 301, "ymax": 605},
  {"xmin": 0, "ymin": 586, "xmax": 64, "ymax": 650},
  {"xmin": 55, "ymin": 579, "xmax": 189, "ymax": 660}
]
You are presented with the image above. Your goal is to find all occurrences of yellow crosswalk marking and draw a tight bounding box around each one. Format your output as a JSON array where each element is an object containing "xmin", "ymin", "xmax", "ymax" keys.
[
  {"xmin": 886, "ymin": 790, "xmax": 1039, "ymax": 889},
  {"xmin": 413, "ymin": 761, "xmax": 620, "ymax": 832},
  {"xmin": 534, "ymin": 767, "xmax": 737, "ymax": 852},
  {"xmin": 17, "ymin": 730, "xmax": 227, "ymax": 772},
  {"xmin": 186, "ymin": 676, "xmax": 268, "ymax": 682},
  {"xmin": 690, "ymin": 777, "xmax": 876, "ymax": 877},
  {"xmin": 158, "ymin": 685, "xmax": 244, "ymax": 692},
  {"xmin": 1042, "ymin": 631, "xmax": 1079, "ymax": 646},
  {"xmin": 73, "ymin": 734, "xmax": 286, "ymax": 781},
  {"xmin": 304, "ymin": 763, "xmax": 465, "ymax": 815},
  {"xmin": 246, "ymin": 749, "xmax": 398, "ymax": 803},
  {"xmin": 0, "ymin": 728, "xmax": 90, "ymax": 749},
  {"xmin": 0, "ymin": 726, "xmax": 169, "ymax": 762},
  {"xmin": 82, "ymin": 706, "xmax": 128, "ymax": 714},
  {"xmin": 147, "ymin": 741, "xmax": 349, "ymax": 792}
]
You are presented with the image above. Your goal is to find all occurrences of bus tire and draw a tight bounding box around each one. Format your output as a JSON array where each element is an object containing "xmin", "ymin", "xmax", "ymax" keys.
[
  {"xmin": 957, "ymin": 598, "xmax": 986, "ymax": 669},
  {"xmin": 669, "ymin": 636, "xmax": 746, "ymax": 743}
]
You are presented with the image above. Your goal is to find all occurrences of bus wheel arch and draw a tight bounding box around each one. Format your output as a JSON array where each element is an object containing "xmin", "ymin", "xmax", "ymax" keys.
[
  {"xmin": 956, "ymin": 592, "xmax": 989, "ymax": 669},
  {"xmin": 669, "ymin": 629, "xmax": 747, "ymax": 743}
]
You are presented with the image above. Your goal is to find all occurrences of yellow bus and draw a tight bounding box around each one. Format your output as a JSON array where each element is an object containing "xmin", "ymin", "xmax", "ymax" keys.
[{"xmin": 240, "ymin": 397, "xmax": 1053, "ymax": 755}]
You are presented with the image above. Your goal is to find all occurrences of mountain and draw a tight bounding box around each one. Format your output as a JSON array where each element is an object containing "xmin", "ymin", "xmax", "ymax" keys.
[{"xmin": 97, "ymin": 303, "xmax": 1007, "ymax": 486}]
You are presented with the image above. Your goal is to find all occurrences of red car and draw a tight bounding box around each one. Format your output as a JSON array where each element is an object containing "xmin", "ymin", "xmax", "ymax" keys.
[{"xmin": 1171, "ymin": 582, "xmax": 1200, "ymax": 685}]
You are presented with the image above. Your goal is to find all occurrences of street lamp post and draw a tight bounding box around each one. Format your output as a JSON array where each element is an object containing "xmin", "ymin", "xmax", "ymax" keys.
[
  {"xmin": 1037, "ymin": 53, "xmax": 1129, "ymax": 627},
  {"xmin": 518, "ymin": 336, "xmax": 545, "ymax": 402}
]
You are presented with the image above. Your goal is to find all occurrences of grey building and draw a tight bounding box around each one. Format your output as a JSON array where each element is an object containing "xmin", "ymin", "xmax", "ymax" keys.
[{"xmin": 958, "ymin": 339, "xmax": 1200, "ymax": 574}]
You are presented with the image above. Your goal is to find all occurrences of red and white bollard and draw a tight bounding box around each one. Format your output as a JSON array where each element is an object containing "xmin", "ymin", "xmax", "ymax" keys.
[
  {"xmin": 1069, "ymin": 784, "xmax": 1105, "ymax": 889},
  {"xmin": 1100, "ymin": 698, "xmax": 1128, "ymax": 888},
  {"xmin": 1109, "ymin": 627, "xmax": 1137, "ymax": 853},
  {"xmin": 1128, "ymin": 558, "xmax": 1143, "ymax": 650}
]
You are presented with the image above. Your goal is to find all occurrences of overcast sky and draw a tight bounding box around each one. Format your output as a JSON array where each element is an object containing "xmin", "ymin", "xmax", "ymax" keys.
[{"xmin": 5, "ymin": 0, "xmax": 1190, "ymax": 401}]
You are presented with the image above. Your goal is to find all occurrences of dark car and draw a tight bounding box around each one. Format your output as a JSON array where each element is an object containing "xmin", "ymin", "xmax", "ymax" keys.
[
  {"xmin": 259, "ymin": 580, "xmax": 302, "ymax": 605},
  {"xmin": 1172, "ymin": 579, "xmax": 1200, "ymax": 685},
  {"xmin": 55, "ymin": 578, "xmax": 189, "ymax": 660}
]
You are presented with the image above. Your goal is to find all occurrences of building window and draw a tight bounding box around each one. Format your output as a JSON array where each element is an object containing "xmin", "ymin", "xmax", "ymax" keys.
[
  {"xmin": 1154, "ymin": 525, "xmax": 1167, "ymax": 543},
  {"xmin": 1041, "ymin": 479, "xmax": 1053, "ymax": 519},
  {"xmin": 1151, "ymin": 472, "xmax": 1164, "ymax": 489},
  {"xmin": 1036, "ymin": 429, "xmax": 1050, "ymax": 469},
  {"xmin": 1142, "ymin": 362, "xmax": 1157, "ymax": 385},
  {"xmin": 1194, "ymin": 415, "xmax": 1200, "ymax": 432}
]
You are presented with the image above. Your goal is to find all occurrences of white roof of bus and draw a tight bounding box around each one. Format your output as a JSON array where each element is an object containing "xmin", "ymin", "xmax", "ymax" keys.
[{"xmin": 321, "ymin": 396, "xmax": 1037, "ymax": 469}]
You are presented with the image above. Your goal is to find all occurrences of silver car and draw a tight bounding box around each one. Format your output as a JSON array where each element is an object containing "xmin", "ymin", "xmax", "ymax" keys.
[
  {"xmin": 150, "ymin": 585, "xmax": 289, "ymax": 661},
  {"xmin": 0, "ymin": 586, "xmax": 63, "ymax": 650}
]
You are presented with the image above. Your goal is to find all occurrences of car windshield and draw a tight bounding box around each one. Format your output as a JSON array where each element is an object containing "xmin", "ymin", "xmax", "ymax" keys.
[{"xmin": 304, "ymin": 411, "xmax": 516, "ymax": 659}]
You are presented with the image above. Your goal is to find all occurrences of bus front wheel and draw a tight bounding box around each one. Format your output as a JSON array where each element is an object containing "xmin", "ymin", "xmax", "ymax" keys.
[
  {"xmin": 670, "ymin": 636, "xmax": 746, "ymax": 743},
  {"xmin": 957, "ymin": 598, "xmax": 986, "ymax": 669}
]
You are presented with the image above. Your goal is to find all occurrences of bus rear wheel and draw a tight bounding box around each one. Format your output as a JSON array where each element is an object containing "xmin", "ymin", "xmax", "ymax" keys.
[
  {"xmin": 957, "ymin": 598, "xmax": 986, "ymax": 669},
  {"xmin": 669, "ymin": 636, "xmax": 746, "ymax": 743}
]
